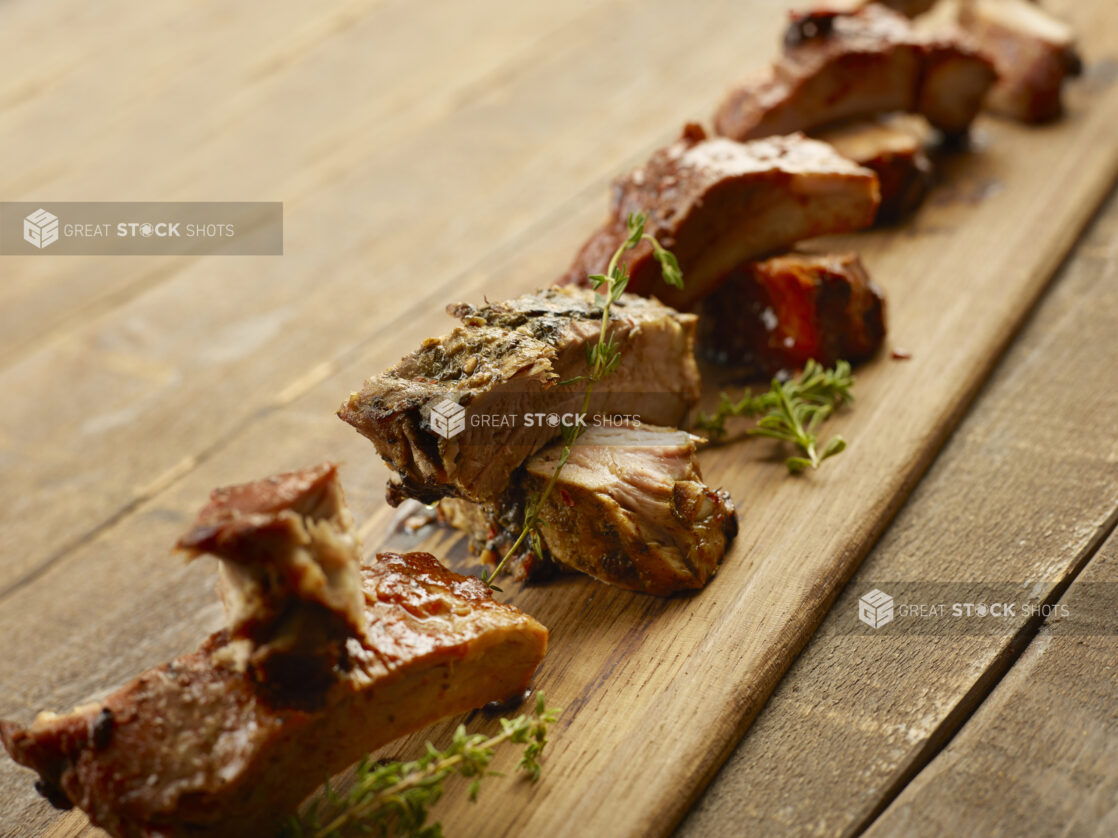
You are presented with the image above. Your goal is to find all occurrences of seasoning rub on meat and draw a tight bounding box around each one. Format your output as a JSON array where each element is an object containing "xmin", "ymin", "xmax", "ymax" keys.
[
  {"xmin": 338, "ymin": 286, "xmax": 702, "ymax": 507},
  {"xmin": 1, "ymin": 465, "xmax": 548, "ymax": 838}
]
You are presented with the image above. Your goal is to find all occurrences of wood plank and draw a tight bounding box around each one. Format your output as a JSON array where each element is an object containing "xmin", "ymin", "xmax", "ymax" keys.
[
  {"xmin": 0, "ymin": 0, "xmax": 789, "ymax": 594},
  {"xmin": 0, "ymin": 0, "xmax": 612, "ymax": 362},
  {"xmin": 17, "ymin": 80, "xmax": 1118, "ymax": 838},
  {"xmin": 865, "ymin": 534, "xmax": 1118, "ymax": 837},
  {"xmin": 677, "ymin": 183, "xmax": 1118, "ymax": 838},
  {"xmin": 2, "ymin": 2, "xmax": 1117, "ymax": 837}
]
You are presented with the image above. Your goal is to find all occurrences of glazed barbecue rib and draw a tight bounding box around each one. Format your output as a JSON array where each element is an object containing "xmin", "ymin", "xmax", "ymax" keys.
[
  {"xmin": 338, "ymin": 286, "xmax": 702, "ymax": 506},
  {"xmin": 441, "ymin": 422, "xmax": 738, "ymax": 596},
  {"xmin": 1, "ymin": 466, "xmax": 548, "ymax": 838},
  {"xmin": 958, "ymin": 0, "xmax": 1081, "ymax": 123},
  {"xmin": 815, "ymin": 115, "xmax": 933, "ymax": 222},
  {"xmin": 560, "ymin": 125, "xmax": 880, "ymax": 309},
  {"xmin": 698, "ymin": 251, "xmax": 886, "ymax": 376},
  {"xmin": 714, "ymin": 4, "xmax": 996, "ymax": 141}
]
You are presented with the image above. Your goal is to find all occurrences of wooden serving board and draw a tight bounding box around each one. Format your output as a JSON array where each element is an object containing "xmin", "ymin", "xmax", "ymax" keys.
[
  {"xmin": 354, "ymin": 67, "xmax": 1118, "ymax": 838},
  {"xmin": 11, "ymin": 2, "xmax": 1117, "ymax": 837}
]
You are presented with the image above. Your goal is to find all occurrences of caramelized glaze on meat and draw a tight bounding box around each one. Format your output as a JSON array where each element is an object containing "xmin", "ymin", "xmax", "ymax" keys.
[
  {"xmin": 815, "ymin": 115, "xmax": 933, "ymax": 222},
  {"xmin": 561, "ymin": 125, "xmax": 879, "ymax": 309},
  {"xmin": 698, "ymin": 251, "xmax": 886, "ymax": 376},
  {"xmin": 715, "ymin": 4, "xmax": 996, "ymax": 140},
  {"xmin": 1, "ymin": 466, "xmax": 548, "ymax": 838},
  {"xmin": 959, "ymin": 0, "xmax": 1082, "ymax": 123}
]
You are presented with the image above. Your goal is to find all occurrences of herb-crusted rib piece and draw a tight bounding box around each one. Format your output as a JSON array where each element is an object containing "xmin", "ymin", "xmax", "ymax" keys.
[
  {"xmin": 560, "ymin": 125, "xmax": 880, "ymax": 309},
  {"xmin": 714, "ymin": 4, "xmax": 996, "ymax": 141},
  {"xmin": 338, "ymin": 286, "xmax": 702, "ymax": 506},
  {"xmin": 1, "ymin": 466, "xmax": 548, "ymax": 838},
  {"xmin": 443, "ymin": 422, "xmax": 738, "ymax": 596}
]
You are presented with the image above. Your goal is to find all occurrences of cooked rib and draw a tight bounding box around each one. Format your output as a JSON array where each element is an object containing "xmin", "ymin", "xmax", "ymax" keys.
[
  {"xmin": 958, "ymin": 0, "xmax": 1081, "ymax": 123},
  {"xmin": 176, "ymin": 463, "xmax": 367, "ymax": 691},
  {"xmin": 715, "ymin": 4, "xmax": 996, "ymax": 141},
  {"xmin": 560, "ymin": 125, "xmax": 879, "ymax": 309},
  {"xmin": 815, "ymin": 115, "xmax": 933, "ymax": 222},
  {"xmin": 443, "ymin": 422, "xmax": 738, "ymax": 596},
  {"xmin": 1, "ymin": 467, "xmax": 548, "ymax": 838},
  {"xmin": 698, "ymin": 251, "xmax": 886, "ymax": 376},
  {"xmin": 338, "ymin": 286, "xmax": 702, "ymax": 506}
]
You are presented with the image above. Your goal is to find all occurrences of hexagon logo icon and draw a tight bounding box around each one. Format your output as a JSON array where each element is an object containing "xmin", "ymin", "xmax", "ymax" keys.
[
  {"xmin": 428, "ymin": 398, "xmax": 466, "ymax": 440},
  {"xmin": 858, "ymin": 589, "xmax": 894, "ymax": 629},
  {"xmin": 24, "ymin": 208, "xmax": 59, "ymax": 249}
]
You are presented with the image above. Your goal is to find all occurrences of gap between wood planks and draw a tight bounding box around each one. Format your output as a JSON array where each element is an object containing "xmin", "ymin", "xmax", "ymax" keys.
[
  {"xmin": 0, "ymin": 0, "xmax": 774, "ymax": 595},
  {"xmin": 0, "ymin": 173, "xmax": 609, "ymax": 604},
  {"xmin": 852, "ymin": 505, "xmax": 1118, "ymax": 837},
  {"xmin": 675, "ymin": 181, "xmax": 1118, "ymax": 838}
]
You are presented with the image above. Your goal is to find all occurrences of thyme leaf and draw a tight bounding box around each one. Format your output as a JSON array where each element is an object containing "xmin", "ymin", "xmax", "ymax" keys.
[
  {"xmin": 694, "ymin": 359, "xmax": 854, "ymax": 473},
  {"xmin": 482, "ymin": 212, "xmax": 682, "ymax": 586},
  {"xmin": 284, "ymin": 694, "xmax": 560, "ymax": 838}
]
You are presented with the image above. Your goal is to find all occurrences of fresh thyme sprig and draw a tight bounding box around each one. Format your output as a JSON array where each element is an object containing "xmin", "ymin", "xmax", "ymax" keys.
[
  {"xmin": 284, "ymin": 694, "xmax": 560, "ymax": 838},
  {"xmin": 482, "ymin": 212, "xmax": 681, "ymax": 588},
  {"xmin": 694, "ymin": 359, "xmax": 854, "ymax": 473}
]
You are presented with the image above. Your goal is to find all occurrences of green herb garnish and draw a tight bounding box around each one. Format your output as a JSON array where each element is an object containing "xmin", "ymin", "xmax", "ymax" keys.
[
  {"xmin": 285, "ymin": 694, "xmax": 560, "ymax": 838},
  {"xmin": 483, "ymin": 212, "xmax": 681, "ymax": 587},
  {"xmin": 695, "ymin": 359, "xmax": 854, "ymax": 473}
]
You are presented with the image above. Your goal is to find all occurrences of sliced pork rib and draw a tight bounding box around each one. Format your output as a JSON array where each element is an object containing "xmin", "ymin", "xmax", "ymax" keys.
[
  {"xmin": 698, "ymin": 251, "xmax": 886, "ymax": 376},
  {"xmin": 338, "ymin": 286, "xmax": 701, "ymax": 506},
  {"xmin": 715, "ymin": 4, "xmax": 996, "ymax": 141},
  {"xmin": 1, "ymin": 467, "xmax": 548, "ymax": 838},
  {"xmin": 443, "ymin": 422, "xmax": 737, "ymax": 596},
  {"xmin": 177, "ymin": 462, "xmax": 367, "ymax": 692},
  {"xmin": 959, "ymin": 0, "xmax": 1081, "ymax": 123},
  {"xmin": 815, "ymin": 115, "xmax": 933, "ymax": 222},
  {"xmin": 560, "ymin": 125, "xmax": 879, "ymax": 309}
]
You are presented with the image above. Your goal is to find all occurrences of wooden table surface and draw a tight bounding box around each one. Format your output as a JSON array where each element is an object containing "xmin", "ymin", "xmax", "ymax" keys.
[{"xmin": 1, "ymin": 1, "xmax": 1116, "ymax": 836}]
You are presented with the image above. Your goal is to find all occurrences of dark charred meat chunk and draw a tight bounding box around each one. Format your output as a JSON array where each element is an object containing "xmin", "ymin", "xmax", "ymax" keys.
[
  {"xmin": 815, "ymin": 115, "xmax": 933, "ymax": 222},
  {"xmin": 177, "ymin": 463, "xmax": 367, "ymax": 692},
  {"xmin": 443, "ymin": 423, "xmax": 738, "ymax": 597},
  {"xmin": 698, "ymin": 251, "xmax": 886, "ymax": 376},
  {"xmin": 561, "ymin": 126, "xmax": 879, "ymax": 309},
  {"xmin": 339, "ymin": 286, "xmax": 701, "ymax": 506},
  {"xmin": 958, "ymin": 0, "xmax": 1082, "ymax": 123},
  {"xmin": 715, "ymin": 4, "xmax": 996, "ymax": 141},
  {"xmin": 1, "ymin": 468, "xmax": 548, "ymax": 838}
]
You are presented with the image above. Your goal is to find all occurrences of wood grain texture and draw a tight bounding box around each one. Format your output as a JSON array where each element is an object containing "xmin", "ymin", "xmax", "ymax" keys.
[
  {"xmin": 866, "ymin": 534, "xmax": 1118, "ymax": 838},
  {"xmin": 0, "ymin": 0, "xmax": 789, "ymax": 595},
  {"xmin": 677, "ymin": 184, "xmax": 1118, "ymax": 838},
  {"xmin": 0, "ymin": 0, "xmax": 1115, "ymax": 836}
]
